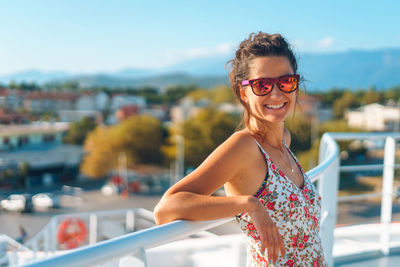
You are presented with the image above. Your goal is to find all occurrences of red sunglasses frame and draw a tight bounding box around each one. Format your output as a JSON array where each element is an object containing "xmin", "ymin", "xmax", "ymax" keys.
[{"xmin": 241, "ymin": 74, "xmax": 300, "ymax": 96}]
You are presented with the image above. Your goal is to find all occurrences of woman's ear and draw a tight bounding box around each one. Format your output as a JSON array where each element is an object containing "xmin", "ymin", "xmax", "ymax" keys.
[{"xmin": 239, "ymin": 87, "xmax": 248, "ymax": 103}]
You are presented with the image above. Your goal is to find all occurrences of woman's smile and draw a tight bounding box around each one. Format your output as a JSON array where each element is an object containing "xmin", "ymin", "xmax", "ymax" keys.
[{"xmin": 264, "ymin": 102, "xmax": 287, "ymax": 110}]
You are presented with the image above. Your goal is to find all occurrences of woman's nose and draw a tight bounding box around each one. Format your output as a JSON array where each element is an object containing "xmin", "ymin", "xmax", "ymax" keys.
[{"xmin": 268, "ymin": 84, "xmax": 283, "ymax": 99}]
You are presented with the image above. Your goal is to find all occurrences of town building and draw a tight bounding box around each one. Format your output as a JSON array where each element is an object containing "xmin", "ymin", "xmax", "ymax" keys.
[
  {"xmin": 346, "ymin": 103, "xmax": 400, "ymax": 131},
  {"xmin": 24, "ymin": 91, "xmax": 78, "ymax": 112}
]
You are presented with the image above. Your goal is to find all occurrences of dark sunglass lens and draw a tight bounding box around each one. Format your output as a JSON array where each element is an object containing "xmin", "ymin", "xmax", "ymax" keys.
[
  {"xmin": 251, "ymin": 80, "xmax": 270, "ymax": 95},
  {"xmin": 279, "ymin": 76, "xmax": 298, "ymax": 92}
]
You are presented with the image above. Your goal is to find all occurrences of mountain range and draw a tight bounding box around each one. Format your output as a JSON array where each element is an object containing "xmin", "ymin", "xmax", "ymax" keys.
[{"xmin": 1, "ymin": 48, "xmax": 400, "ymax": 91}]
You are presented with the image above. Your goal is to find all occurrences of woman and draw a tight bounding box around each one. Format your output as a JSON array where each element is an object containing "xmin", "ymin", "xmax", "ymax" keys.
[{"xmin": 154, "ymin": 32, "xmax": 327, "ymax": 267}]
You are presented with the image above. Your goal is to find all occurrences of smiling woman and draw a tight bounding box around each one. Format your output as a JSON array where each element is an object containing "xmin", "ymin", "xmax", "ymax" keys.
[{"xmin": 154, "ymin": 32, "xmax": 328, "ymax": 267}]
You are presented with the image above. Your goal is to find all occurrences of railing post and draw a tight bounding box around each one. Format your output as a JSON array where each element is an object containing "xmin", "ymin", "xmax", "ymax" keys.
[
  {"xmin": 380, "ymin": 136, "xmax": 396, "ymax": 256},
  {"xmin": 43, "ymin": 228, "xmax": 49, "ymax": 257},
  {"xmin": 119, "ymin": 248, "xmax": 147, "ymax": 267},
  {"xmin": 50, "ymin": 219, "xmax": 57, "ymax": 254},
  {"xmin": 89, "ymin": 214, "xmax": 98, "ymax": 245},
  {"xmin": 318, "ymin": 134, "xmax": 339, "ymax": 267},
  {"xmin": 126, "ymin": 210, "xmax": 135, "ymax": 233}
]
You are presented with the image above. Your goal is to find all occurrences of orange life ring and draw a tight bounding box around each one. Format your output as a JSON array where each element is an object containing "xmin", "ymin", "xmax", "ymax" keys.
[{"xmin": 57, "ymin": 218, "xmax": 87, "ymax": 249}]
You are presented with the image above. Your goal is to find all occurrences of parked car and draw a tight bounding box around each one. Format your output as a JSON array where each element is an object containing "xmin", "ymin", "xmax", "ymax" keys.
[
  {"xmin": 0, "ymin": 194, "xmax": 33, "ymax": 212},
  {"xmin": 32, "ymin": 193, "xmax": 60, "ymax": 210}
]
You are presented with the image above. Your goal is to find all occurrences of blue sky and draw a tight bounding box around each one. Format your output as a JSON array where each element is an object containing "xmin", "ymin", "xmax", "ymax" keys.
[{"xmin": 1, "ymin": 0, "xmax": 399, "ymax": 75}]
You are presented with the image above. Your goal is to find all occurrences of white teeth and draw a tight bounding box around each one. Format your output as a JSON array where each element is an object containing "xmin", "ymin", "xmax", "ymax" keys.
[{"xmin": 266, "ymin": 103, "xmax": 285, "ymax": 109}]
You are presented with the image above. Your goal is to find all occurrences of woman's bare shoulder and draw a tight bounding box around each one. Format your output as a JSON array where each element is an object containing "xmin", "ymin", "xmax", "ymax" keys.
[
  {"xmin": 222, "ymin": 130, "xmax": 259, "ymax": 155},
  {"xmin": 197, "ymin": 129, "xmax": 260, "ymax": 176}
]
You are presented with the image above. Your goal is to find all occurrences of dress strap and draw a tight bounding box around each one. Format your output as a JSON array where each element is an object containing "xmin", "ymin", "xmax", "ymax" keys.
[{"xmin": 253, "ymin": 138, "xmax": 270, "ymax": 160}]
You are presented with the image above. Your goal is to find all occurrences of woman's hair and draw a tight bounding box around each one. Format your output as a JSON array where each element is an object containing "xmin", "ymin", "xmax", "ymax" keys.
[{"xmin": 226, "ymin": 32, "xmax": 299, "ymax": 134}]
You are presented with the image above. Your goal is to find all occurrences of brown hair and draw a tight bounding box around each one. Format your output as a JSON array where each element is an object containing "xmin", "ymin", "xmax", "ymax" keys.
[{"xmin": 226, "ymin": 32, "xmax": 299, "ymax": 135}]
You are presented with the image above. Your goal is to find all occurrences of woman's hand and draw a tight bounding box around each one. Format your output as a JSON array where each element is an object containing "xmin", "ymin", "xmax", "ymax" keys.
[{"xmin": 248, "ymin": 200, "xmax": 286, "ymax": 264}]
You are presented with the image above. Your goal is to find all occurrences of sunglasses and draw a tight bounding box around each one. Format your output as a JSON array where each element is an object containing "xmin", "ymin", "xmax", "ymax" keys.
[{"xmin": 241, "ymin": 74, "xmax": 300, "ymax": 96}]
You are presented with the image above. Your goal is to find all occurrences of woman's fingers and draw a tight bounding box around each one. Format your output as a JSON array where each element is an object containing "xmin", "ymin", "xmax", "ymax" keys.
[
  {"xmin": 258, "ymin": 225, "xmax": 280, "ymax": 264},
  {"xmin": 278, "ymin": 230, "xmax": 286, "ymax": 259},
  {"xmin": 249, "ymin": 204, "xmax": 285, "ymax": 263},
  {"xmin": 261, "ymin": 225, "xmax": 285, "ymax": 264},
  {"xmin": 266, "ymin": 232, "xmax": 275, "ymax": 263}
]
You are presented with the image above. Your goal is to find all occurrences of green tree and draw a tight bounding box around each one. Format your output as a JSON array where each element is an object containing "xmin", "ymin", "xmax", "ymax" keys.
[
  {"xmin": 285, "ymin": 115, "xmax": 312, "ymax": 153},
  {"xmin": 210, "ymin": 85, "xmax": 235, "ymax": 103},
  {"xmin": 333, "ymin": 91, "xmax": 357, "ymax": 119},
  {"xmin": 117, "ymin": 115, "xmax": 164, "ymax": 164},
  {"xmin": 187, "ymin": 89, "xmax": 210, "ymax": 102},
  {"xmin": 80, "ymin": 115, "xmax": 164, "ymax": 178},
  {"xmin": 361, "ymin": 87, "xmax": 382, "ymax": 105},
  {"xmin": 163, "ymin": 85, "xmax": 196, "ymax": 104},
  {"xmin": 9, "ymin": 80, "xmax": 17, "ymax": 89},
  {"xmin": 63, "ymin": 117, "xmax": 97, "ymax": 145},
  {"xmin": 163, "ymin": 108, "xmax": 238, "ymax": 168},
  {"xmin": 81, "ymin": 126, "xmax": 120, "ymax": 178},
  {"xmin": 136, "ymin": 87, "xmax": 163, "ymax": 104}
]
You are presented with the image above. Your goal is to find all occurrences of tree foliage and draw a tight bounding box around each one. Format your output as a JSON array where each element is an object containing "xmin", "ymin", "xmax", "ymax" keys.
[
  {"xmin": 63, "ymin": 117, "xmax": 97, "ymax": 145},
  {"xmin": 80, "ymin": 115, "xmax": 164, "ymax": 178},
  {"xmin": 163, "ymin": 85, "xmax": 196, "ymax": 104},
  {"xmin": 163, "ymin": 108, "xmax": 238, "ymax": 168},
  {"xmin": 285, "ymin": 114, "xmax": 312, "ymax": 153},
  {"xmin": 361, "ymin": 87, "xmax": 382, "ymax": 105},
  {"xmin": 333, "ymin": 91, "xmax": 358, "ymax": 119},
  {"xmin": 210, "ymin": 85, "xmax": 235, "ymax": 103}
]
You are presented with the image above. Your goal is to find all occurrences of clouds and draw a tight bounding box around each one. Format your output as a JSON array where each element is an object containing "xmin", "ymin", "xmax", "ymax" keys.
[
  {"xmin": 162, "ymin": 36, "xmax": 337, "ymax": 67},
  {"xmin": 162, "ymin": 42, "xmax": 236, "ymax": 66},
  {"xmin": 291, "ymin": 36, "xmax": 336, "ymax": 52},
  {"xmin": 317, "ymin": 37, "xmax": 335, "ymax": 48}
]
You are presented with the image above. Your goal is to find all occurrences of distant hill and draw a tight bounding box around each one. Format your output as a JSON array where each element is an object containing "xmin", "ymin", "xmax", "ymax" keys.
[
  {"xmin": 299, "ymin": 48, "xmax": 400, "ymax": 90},
  {"xmin": 69, "ymin": 73, "xmax": 229, "ymax": 89},
  {"xmin": 1, "ymin": 48, "xmax": 400, "ymax": 91},
  {"xmin": 0, "ymin": 69, "xmax": 72, "ymax": 84}
]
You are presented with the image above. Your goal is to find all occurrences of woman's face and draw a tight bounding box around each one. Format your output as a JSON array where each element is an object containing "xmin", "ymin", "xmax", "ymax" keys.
[{"xmin": 240, "ymin": 56, "xmax": 297, "ymax": 124}]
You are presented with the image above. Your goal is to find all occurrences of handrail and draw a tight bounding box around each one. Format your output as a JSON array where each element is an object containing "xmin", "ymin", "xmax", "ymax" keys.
[
  {"xmin": 23, "ymin": 218, "xmax": 233, "ymax": 267},
  {"xmin": 21, "ymin": 132, "xmax": 399, "ymax": 267},
  {"xmin": 307, "ymin": 133, "xmax": 339, "ymax": 182},
  {"xmin": 24, "ymin": 208, "xmax": 155, "ymax": 261}
]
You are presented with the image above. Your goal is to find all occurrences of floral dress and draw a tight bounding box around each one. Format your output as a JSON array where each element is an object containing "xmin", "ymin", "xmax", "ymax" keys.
[{"xmin": 236, "ymin": 140, "xmax": 328, "ymax": 267}]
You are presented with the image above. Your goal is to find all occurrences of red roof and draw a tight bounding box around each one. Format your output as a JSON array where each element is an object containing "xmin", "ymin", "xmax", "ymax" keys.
[{"xmin": 26, "ymin": 91, "xmax": 79, "ymax": 101}]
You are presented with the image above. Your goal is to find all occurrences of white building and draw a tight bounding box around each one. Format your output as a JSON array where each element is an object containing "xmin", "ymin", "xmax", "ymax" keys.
[
  {"xmin": 58, "ymin": 110, "xmax": 102, "ymax": 123},
  {"xmin": 346, "ymin": 103, "xmax": 400, "ymax": 131},
  {"xmin": 110, "ymin": 95, "xmax": 146, "ymax": 112},
  {"xmin": 76, "ymin": 95, "xmax": 96, "ymax": 111},
  {"xmin": 170, "ymin": 97, "xmax": 201, "ymax": 123},
  {"xmin": 94, "ymin": 92, "xmax": 110, "ymax": 111},
  {"xmin": 0, "ymin": 122, "xmax": 70, "ymax": 151},
  {"xmin": 75, "ymin": 92, "xmax": 110, "ymax": 112}
]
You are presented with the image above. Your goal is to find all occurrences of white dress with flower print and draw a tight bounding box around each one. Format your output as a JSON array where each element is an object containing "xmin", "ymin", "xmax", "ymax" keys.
[{"xmin": 236, "ymin": 140, "xmax": 328, "ymax": 267}]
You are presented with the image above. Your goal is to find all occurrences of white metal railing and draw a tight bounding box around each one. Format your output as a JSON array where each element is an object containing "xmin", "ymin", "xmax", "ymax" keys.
[
  {"xmin": 329, "ymin": 133, "xmax": 400, "ymax": 259},
  {"xmin": 21, "ymin": 132, "xmax": 400, "ymax": 267},
  {"xmin": 18, "ymin": 208, "xmax": 154, "ymax": 266},
  {"xmin": 0, "ymin": 235, "xmax": 32, "ymax": 266}
]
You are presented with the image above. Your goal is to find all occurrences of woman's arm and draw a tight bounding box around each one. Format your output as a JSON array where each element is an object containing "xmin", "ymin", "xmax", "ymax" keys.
[
  {"xmin": 154, "ymin": 192, "xmax": 259, "ymax": 224},
  {"xmin": 154, "ymin": 132, "xmax": 257, "ymax": 224}
]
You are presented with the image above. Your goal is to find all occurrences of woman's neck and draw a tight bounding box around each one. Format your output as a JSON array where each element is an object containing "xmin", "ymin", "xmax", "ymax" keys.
[{"xmin": 248, "ymin": 118, "xmax": 285, "ymax": 151}]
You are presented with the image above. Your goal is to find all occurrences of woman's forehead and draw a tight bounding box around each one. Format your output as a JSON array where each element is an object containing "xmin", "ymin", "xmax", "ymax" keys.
[{"xmin": 249, "ymin": 56, "xmax": 293, "ymax": 78}]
